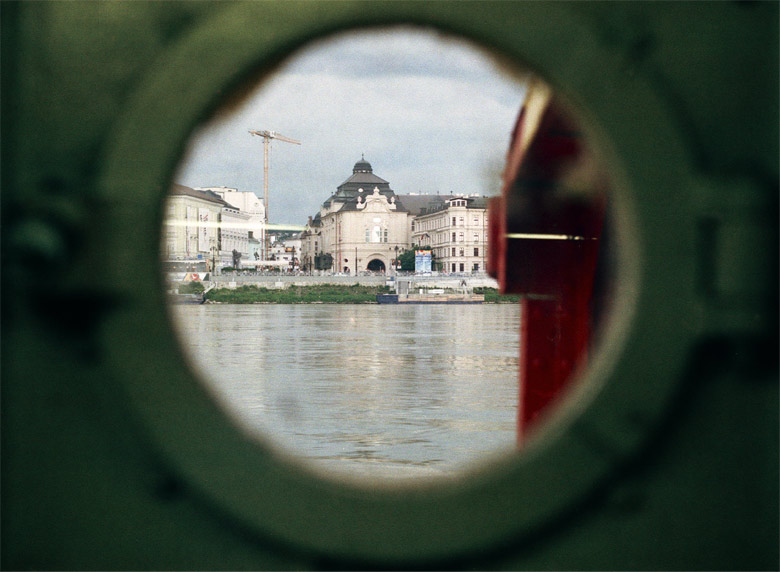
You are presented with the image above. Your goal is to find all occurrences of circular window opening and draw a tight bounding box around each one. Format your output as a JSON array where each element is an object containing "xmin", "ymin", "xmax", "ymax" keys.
[{"xmin": 161, "ymin": 27, "xmax": 616, "ymax": 483}]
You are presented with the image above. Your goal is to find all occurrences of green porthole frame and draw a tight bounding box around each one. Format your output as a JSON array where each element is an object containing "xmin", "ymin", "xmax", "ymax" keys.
[{"xmin": 98, "ymin": 2, "xmax": 699, "ymax": 564}]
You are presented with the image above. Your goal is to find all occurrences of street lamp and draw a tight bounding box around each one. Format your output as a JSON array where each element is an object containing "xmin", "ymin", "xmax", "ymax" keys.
[{"xmin": 210, "ymin": 243, "xmax": 217, "ymax": 277}]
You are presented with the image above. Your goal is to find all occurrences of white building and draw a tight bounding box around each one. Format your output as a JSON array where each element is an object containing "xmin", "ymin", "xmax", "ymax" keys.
[
  {"xmin": 248, "ymin": 235, "xmax": 262, "ymax": 263},
  {"xmin": 268, "ymin": 239, "xmax": 300, "ymax": 271},
  {"xmin": 165, "ymin": 184, "xmax": 271, "ymax": 272},
  {"xmin": 218, "ymin": 205, "xmax": 252, "ymax": 268},
  {"xmin": 163, "ymin": 184, "xmax": 227, "ymax": 270},
  {"xmin": 197, "ymin": 186, "xmax": 266, "ymax": 260},
  {"xmin": 411, "ymin": 196, "xmax": 489, "ymax": 273}
]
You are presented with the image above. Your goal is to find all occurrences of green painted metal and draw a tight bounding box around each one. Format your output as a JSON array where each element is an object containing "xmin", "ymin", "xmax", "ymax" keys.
[{"xmin": 2, "ymin": 2, "xmax": 777, "ymax": 569}]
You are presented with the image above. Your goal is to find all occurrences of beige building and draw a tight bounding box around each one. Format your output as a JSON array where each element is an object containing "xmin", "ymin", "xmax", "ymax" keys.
[
  {"xmin": 300, "ymin": 158, "xmax": 491, "ymax": 274},
  {"xmin": 299, "ymin": 217, "xmax": 322, "ymax": 272},
  {"xmin": 301, "ymin": 158, "xmax": 409, "ymax": 274},
  {"xmin": 164, "ymin": 184, "xmax": 264, "ymax": 271},
  {"xmin": 163, "ymin": 184, "xmax": 227, "ymax": 269},
  {"xmin": 411, "ymin": 196, "xmax": 489, "ymax": 273}
]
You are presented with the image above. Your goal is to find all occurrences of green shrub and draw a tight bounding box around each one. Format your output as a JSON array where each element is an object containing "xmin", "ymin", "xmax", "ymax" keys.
[
  {"xmin": 473, "ymin": 287, "xmax": 522, "ymax": 303},
  {"xmin": 204, "ymin": 284, "xmax": 390, "ymax": 304},
  {"xmin": 178, "ymin": 281, "xmax": 205, "ymax": 294}
]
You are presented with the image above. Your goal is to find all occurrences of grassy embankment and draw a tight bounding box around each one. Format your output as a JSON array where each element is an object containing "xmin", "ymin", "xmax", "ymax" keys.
[
  {"xmin": 177, "ymin": 281, "xmax": 205, "ymax": 294},
  {"xmin": 474, "ymin": 287, "xmax": 522, "ymax": 303},
  {"xmin": 205, "ymin": 283, "xmax": 389, "ymax": 304},
  {"xmin": 204, "ymin": 284, "xmax": 521, "ymax": 304}
]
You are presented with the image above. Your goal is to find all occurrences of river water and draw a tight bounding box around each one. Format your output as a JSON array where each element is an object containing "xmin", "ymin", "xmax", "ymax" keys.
[{"xmin": 171, "ymin": 303, "xmax": 521, "ymax": 481}]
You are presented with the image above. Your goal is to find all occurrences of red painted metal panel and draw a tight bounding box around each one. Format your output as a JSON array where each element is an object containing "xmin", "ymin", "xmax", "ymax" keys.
[{"xmin": 490, "ymin": 90, "xmax": 608, "ymax": 442}]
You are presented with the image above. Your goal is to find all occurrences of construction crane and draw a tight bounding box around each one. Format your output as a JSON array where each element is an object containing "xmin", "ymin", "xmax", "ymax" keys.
[{"xmin": 248, "ymin": 130, "xmax": 301, "ymax": 224}]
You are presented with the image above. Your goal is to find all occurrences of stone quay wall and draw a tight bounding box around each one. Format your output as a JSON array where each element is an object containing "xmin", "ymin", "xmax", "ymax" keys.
[{"xmin": 208, "ymin": 274, "xmax": 500, "ymax": 290}]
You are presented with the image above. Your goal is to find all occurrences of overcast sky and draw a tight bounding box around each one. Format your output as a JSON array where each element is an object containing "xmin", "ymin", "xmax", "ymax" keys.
[{"xmin": 174, "ymin": 27, "xmax": 528, "ymax": 225}]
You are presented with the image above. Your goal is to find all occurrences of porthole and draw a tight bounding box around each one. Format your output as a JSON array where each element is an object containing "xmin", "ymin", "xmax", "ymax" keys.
[
  {"xmin": 165, "ymin": 28, "xmax": 530, "ymax": 483},
  {"xmin": 98, "ymin": 3, "xmax": 699, "ymax": 563}
]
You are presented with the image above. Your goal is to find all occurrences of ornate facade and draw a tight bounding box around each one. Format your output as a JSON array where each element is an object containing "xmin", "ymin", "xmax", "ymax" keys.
[
  {"xmin": 411, "ymin": 196, "xmax": 489, "ymax": 273},
  {"xmin": 301, "ymin": 158, "xmax": 408, "ymax": 274},
  {"xmin": 300, "ymin": 158, "xmax": 490, "ymax": 274}
]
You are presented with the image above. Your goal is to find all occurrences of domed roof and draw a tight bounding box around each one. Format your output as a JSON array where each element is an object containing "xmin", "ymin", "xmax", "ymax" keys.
[
  {"xmin": 320, "ymin": 156, "xmax": 407, "ymax": 213},
  {"xmin": 353, "ymin": 155, "xmax": 372, "ymax": 173}
]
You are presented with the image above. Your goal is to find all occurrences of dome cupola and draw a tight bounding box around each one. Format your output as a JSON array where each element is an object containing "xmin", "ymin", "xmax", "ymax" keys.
[{"xmin": 353, "ymin": 154, "xmax": 373, "ymax": 173}]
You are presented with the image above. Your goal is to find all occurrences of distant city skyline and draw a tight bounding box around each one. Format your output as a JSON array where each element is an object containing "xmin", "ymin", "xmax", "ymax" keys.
[{"xmin": 174, "ymin": 27, "xmax": 528, "ymax": 225}]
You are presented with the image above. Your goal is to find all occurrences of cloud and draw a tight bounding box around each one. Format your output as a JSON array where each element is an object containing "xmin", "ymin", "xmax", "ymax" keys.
[
  {"xmin": 175, "ymin": 29, "xmax": 527, "ymax": 225},
  {"xmin": 288, "ymin": 28, "xmax": 516, "ymax": 84}
]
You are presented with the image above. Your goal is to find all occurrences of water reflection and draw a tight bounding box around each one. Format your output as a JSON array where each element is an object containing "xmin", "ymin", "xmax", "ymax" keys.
[{"xmin": 173, "ymin": 304, "xmax": 520, "ymax": 480}]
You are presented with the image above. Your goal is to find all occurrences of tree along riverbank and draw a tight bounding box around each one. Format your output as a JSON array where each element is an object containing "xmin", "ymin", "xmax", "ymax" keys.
[{"xmin": 202, "ymin": 284, "xmax": 521, "ymax": 304}]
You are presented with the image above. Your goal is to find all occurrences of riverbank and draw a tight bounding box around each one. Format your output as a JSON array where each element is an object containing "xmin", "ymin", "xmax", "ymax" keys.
[
  {"xmin": 205, "ymin": 284, "xmax": 389, "ymax": 304},
  {"xmin": 208, "ymin": 272, "xmax": 501, "ymax": 290},
  {"xmin": 203, "ymin": 284, "xmax": 521, "ymax": 304}
]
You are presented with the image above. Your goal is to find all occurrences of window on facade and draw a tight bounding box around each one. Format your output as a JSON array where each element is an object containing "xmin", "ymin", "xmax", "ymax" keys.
[
  {"xmin": 451, "ymin": 232, "xmax": 456, "ymax": 242},
  {"xmin": 459, "ymin": 217, "xmax": 464, "ymax": 225},
  {"xmin": 451, "ymin": 263, "xmax": 456, "ymax": 272},
  {"xmin": 365, "ymin": 228, "xmax": 370, "ymax": 243},
  {"xmin": 474, "ymin": 247, "xmax": 479, "ymax": 257},
  {"xmin": 383, "ymin": 228, "xmax": 388, "ymax": 243},
  {"xmin": 459, "ymin": 263, "xmax": 465, "ymax": 272},
  {"xmin": 473, "ymin": 233, "xmax": 479, "ymax": 243},
  {"xmin": 451, "ymin": 247, "xmax": 456, "ymax": 256},
  {"xmin": 372, "ymin": 225, "xmax": 382, "ymax": 243},
  {"xmin": 459, "ymin": 248, "xmax": 464, "ymax": 257},
  {"xmin": 459, "ymin": 232, "xmax": 464, "ymax": 242}
]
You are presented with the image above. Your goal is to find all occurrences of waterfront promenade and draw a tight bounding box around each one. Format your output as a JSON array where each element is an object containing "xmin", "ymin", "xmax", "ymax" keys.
[{"xmin": 208, "ymin": 273, "xmax": 500, "ymax": 290}]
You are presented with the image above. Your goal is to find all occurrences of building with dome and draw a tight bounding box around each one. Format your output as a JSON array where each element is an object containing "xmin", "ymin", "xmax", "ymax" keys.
[
  {"xmin": 300, "ymin": 157, "xmax": 409, "ymax": 274},
  {"xmin": 300, "ymin": 157, "xmax": 491, "ymax": 274}
]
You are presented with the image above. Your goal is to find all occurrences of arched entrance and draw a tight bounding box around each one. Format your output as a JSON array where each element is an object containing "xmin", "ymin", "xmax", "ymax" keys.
[{"xmin": 366, "ymin": 259, "xmax": 385, "ymax": 273}]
